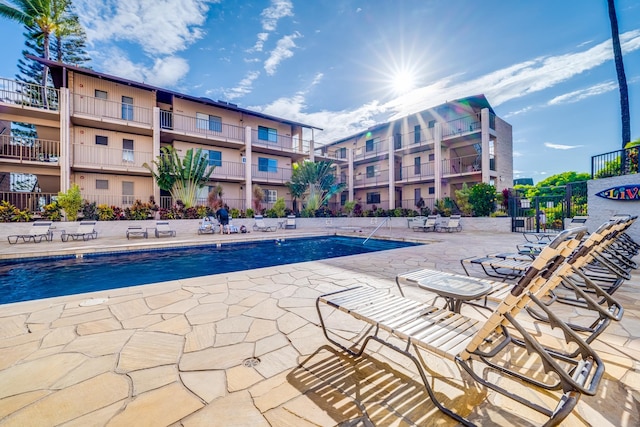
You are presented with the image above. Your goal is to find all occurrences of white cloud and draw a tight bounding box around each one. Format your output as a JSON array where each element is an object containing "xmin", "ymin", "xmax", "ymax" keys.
[
  {"xmin": 223, "ymin": 71, "xmax": 261, "ymax": 100},
  {"xmin": 96, "ymin": 49, "xmax": 190, "ymax": 87},
  {"xmin": 504, "ymin": 106, "xmax": 533, "ymax": 118},
  {"xmin": 264, "ymin": 32, "xmax": 301, "ymax": 75},
  {"xmin": 512, "ymin": 151, "xmax": 524, "ymax": 157},
  {"xmin": 544, "ymin": 142, "xmax": 583, "ymax": 150},
  {"xmin": 250, "ymin": 33, "xmax": 270, "ymax": 52},
  {"xmin": 76, "ymin": 0, "xmax": 212, "ymax": 56},
  {"xmin": 548, "ymin": 81, "xmax": 618, "ymax": 105},
  {"xmin": 261, "ymin": 0, "xmax": 293, "ymax": 31}
]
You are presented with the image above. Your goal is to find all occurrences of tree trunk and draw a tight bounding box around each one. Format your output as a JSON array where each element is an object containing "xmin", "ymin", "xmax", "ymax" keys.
[{"xmin": 607, "ymin": 0, "xmax": 631, "ymax": 148}]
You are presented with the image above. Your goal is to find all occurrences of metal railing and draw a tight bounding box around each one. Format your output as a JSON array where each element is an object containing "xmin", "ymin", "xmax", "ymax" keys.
[
  {"xmin": 0, "ymin": 134, "xmax": 60, "ymax": 163},
  {"xmin": 441, "ymin": 113, "xmax": 482, "ymax": 138},
  {"xmin": 72, "ymin": 93, "xmax": 153, "ymax": 125},
  {"xmin": 1, "ymin": 192, "xmax": 58, "ymax": 212},
  {"xmin": 591, "ymin": 147, "xmax": 639, "ymax": 178},
  {"xmin": 210, "ymin": 161, "xmax": 245, "ymax": 179},
  {"xmin": 442, "ymin": 154, "xmax": 482, "ymax": 175},
  {"xmin": 0, "ymin": 77, "xmax": 59, "ymax": 110},
  {"xmin": 354, "ymin": 169, "xmax": 389, "ymax": 186},
  {"xmin": 160, "ymin": 110, "xmax": 245, "ymax": 142},
  {"xmin": 72, "ymin": 144, "xmax": 153, "ymax": 169},
  {"xmin": 251, "ymin": 165, "xmax": 292, "ymax": 183},
  {"xmin": 353, "ymin": 139, "xmax": 389, "ymax": 161},
  {"xmin": 397, "ymin": 162, "xmax": 435, "ymax": 182},
  {"xmin": 250, "ymin": 129, "xmax": 309, "ymax": 154}
]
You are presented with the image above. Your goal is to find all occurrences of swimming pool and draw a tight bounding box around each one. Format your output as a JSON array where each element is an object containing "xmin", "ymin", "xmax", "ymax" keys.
[{"xmin": 0, "ymin": 236, "xmax": 420, "ymax": 305}]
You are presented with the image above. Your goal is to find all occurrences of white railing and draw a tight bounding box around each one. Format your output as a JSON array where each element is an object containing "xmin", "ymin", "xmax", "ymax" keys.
[
  {"xmin": 251, "ymin": 165, "xmax": 292, "ymax": 183},
  {"xmin": 160, "ymin": 110, "xmax": 245, "ymax": 142},
  {"xmin": 73, "ymin": 93, "xmax": 153, "ymax": 125},
  {"xmin": 442, "ymin": 154, "xmax": 481, "ymax": 175},
  {"xmin": 209, "ymin": 161, "xmax": 245, "ymax": 179},
  {"xmin": 0, "ymin": 134, "xmax": 60, "ymax": 163},
  {"xmin": 0, "ymin": 77, "xmax": 59, "ymax": 110},
  {"xmin": 441, "ymin": 113, "xmax": 481, "ymax": 138},
  {"xmin": 72, "ymin": 144, "xmax": 153, "ymax": 169}
]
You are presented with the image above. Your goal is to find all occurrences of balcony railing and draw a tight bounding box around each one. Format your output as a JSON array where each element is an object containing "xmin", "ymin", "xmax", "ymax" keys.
[
  {"xmin": 0, "ymin": 134, "xmax": 60, "ymax": 163},
  {"xmin": 397, "ymin": 162, "xmax": 435, "ymax": 182},
  {"xmin": 160, "ymin": 110, "xmax": 245, "ymax": 142},
  {"xmin": 441, "ymin": 113, "xmax": 481, "ymax": 138},
  {"xmin": 354, "ymin": 169, "xmax": 389, "ymax": 186},
  {"xmin": 251, "ymin": 165, "xmax": 292, "ymax": 183},
  {"xmin": 591, "ymin": 147, "xmax": 639, "ymax": 178},
  {"xmin": 442, "ymin": 154, "xmax": 481, "ymax": 175},
  {"xmin": 1, "ymin": 191, "xmax": 58, "ymax": 212},
  {"xmin": 354, "ymin": 139, "xmax": 389, "ymax": 161},
  {"xmin": 0, "ymin": 77, "xmax": 59, "ymax": 111},
  {"xmin": 209, "ymin": 161, "xmax": 245, "ymax": 180},
  {"xmin": 250, "ymin": 129, "xmax": 307, "ymax": 154},
  {"xmin": 72, "ymin": 144, "xmax": 153, "ymax": 169},
  {"xmin": 72, "ymin": 93, "xmax": 153, "ymax": 125}
]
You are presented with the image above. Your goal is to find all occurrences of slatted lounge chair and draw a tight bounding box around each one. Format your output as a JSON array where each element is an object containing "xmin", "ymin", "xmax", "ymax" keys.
[
  {"xmin": 436, "ymin": 214, "xmax": 461, "ymax": 232},
  {"xmin": 408, "ymin": 216, "xmax": 426, "ymax": 231},
  {"xmin": 61, "ymin": 220, "xmax": 98, "ymax": 241},
  {"xmin": 126, "ymin": 226, "xmax": 147, "ymax": 239},
  {"xmin": 252, "ymin": 215, "xmax": 276, "ymax": 232},
  {"xmin": 155, "ymin": 221, "xmax": 176, "ymax": 238},
  {"xmin": 285, "ymin": 215, "xmax": 297, "ymax": 229},
  {"xmin": 318, "ymin": 228, "xmax": 603, "ymax": 426},
  {"xmin": 197, "ymin": 216, "xmax": 219, "ymax": 234},
  {"xmin": 7, "ymin": 221, "xmax": 53, "ymax": 244}
]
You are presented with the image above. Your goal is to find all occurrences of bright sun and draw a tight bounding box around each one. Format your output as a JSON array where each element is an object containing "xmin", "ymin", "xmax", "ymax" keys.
[{"xmin": 391, "ymin": 70, "xmax": 416, "ymax": 95}]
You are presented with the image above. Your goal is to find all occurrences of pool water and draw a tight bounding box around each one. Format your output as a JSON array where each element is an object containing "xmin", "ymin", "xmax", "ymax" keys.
[{"xmin": 0, "ymin": 236, "xmax": 420, "ymax": 305}]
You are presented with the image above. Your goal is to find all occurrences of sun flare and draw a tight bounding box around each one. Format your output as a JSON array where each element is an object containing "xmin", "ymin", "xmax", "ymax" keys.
[{"xmin": 391, "ymin": 70, "xmax": 416, "ymax": 95}]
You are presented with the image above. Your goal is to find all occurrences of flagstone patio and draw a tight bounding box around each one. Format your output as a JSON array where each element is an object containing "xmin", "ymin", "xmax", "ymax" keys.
[{"xmin": 0, "ymin": 225, "xmax": 638, "ymax": 426}]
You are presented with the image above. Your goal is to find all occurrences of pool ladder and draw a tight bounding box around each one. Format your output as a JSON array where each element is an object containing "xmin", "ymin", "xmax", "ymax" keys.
[{"xmin": 363, "ymin": 217, "xmax": 390, "ymax": 244}]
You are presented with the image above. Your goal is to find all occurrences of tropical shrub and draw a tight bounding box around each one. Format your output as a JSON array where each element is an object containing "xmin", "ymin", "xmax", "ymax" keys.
[
  {"xmin": 469, "ymin": 183, "xmax": 497, "ymax": 216},
  {"xmin": 81, "ymin": 201, "xmax": 98, "ymax": 220},
  {"xmin": 97, "ymin": 204, "xmax": 115, "ymax": 221},
  {"xmin": 272, "ymin": 197, "xmax": 286, "ymax": 218},
  {"xmin": 57, "ymin": 184, "xmax": 83, "ymax": 221},
  {"xmin": 41, "ymin": 201, "xmax": 62, "ymax": 221}
]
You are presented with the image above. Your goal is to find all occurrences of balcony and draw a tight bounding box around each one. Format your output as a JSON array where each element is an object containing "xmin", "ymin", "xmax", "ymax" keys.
[
  {"xmin": 160, "ymin": 110, "xmax": 245, "ymax": 145},
  {"xmin": 251, "ymin": 165, "xmax": 292, "ymax": 183},
  {"xmin": 251, "ymin": 129, "xmax": 308, "ymax": 156},
  {"xmin": 441, "ymin": 113, "xmax": 481, "ymax": 139},
  {"xmin": 442, "ymin": 154, "xmax": 482, "ymax": 176},
  {"xmin": 396, "ymin": 128, "xmax": 435, "ymax": 152},
  {"xmin": 0, "ymin": 134, "xmax": 60, "ymax": 164},
  {"xmin": 0, "ymin": 191, "xmax": 58, "ymax": 212},
  {"xmin": 354, "ymin": 169, "xmax": 389, "ymax": 188},
  {"xmin": 72, "ymin": 144, "xmax": 153, "ymax": 173},
  {"xmin": 354, "ymin": 139, "xmax": 389, "ymax": 163},
  {"xmin": 209, "ymin": 161, "xmax": 245, "ymax": 181},
  {"xmin": 72, "ymin": 93, "xmax": 153, "ymax": 130},
  {"xmin": 396, "ymin": 162, "xmax": 435, "ymax": 183},
  {"xmin": 0, "ymin": 77, "xmax": 59, "ymax": 112}
]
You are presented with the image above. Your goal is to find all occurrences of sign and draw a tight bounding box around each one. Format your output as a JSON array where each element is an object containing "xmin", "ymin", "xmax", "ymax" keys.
[{"xmin": 595, "ymin": 185, "xmax": 640, "ymax": 201}]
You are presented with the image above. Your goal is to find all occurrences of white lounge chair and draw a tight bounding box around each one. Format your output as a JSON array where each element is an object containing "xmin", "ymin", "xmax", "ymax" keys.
[
  {"xmin": 61, "ymin": 220, "xmax": 98, "ymax": 241},
  {"xmin": 197, "ymin": 216, "xmax": 219, "ymax": 234},
  {"xmin": 126, "ymin": 226, "xmax": 148, "ymax": 239},
  {"xmin": 155, "ymin": 221, "xmax": 176, "ymax": 238},
  {"xmin": 436, "ymin": 214, "xmax": 461, "ymax": 232},
  {"xmin": 285, "ymin": 215, "xmax": 297, "ymax": 229},
  {"xmin": 7, "ymin": 221, "xmax": 53, "ymax": 244},
  {"xmin": 252, "ymin": 215, "xmax": 276, "ymax": 232}
]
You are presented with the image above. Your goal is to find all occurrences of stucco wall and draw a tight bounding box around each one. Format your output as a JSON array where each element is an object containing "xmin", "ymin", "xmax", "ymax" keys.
[{"xmin": 586, "ymin": 175, "xmax": 640, "ymax": 243}]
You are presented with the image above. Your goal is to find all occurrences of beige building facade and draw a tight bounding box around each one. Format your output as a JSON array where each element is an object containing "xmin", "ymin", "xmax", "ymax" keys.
[
  {"xmin": 0, "ymin": 59, "xmax": 320, "ymax": 213},
  {"xmin": 316, "ymin": 95, "xmax": 513, "ymax": 212}
]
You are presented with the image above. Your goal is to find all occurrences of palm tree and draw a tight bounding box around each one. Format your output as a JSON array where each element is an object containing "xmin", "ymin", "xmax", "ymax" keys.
[
  {"xmin": 0, "ymin": 0, "xmax": 69, "ymax": 94},
  {"xmin": 607, "ymin": 0, "xmax": 631, "ymax": 148},
  {"xmin": 288, "ymin": 160, "xmax": 346, "ymax": 214},
  {"xmin": 143, "ymin": 146, "xmax": 215, "ymax": 208}
]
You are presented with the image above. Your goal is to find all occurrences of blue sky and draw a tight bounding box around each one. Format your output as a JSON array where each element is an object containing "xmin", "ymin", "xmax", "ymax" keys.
[{"xmin": 1, "ymin": 0, "xmax": 639, "ymax": 183}]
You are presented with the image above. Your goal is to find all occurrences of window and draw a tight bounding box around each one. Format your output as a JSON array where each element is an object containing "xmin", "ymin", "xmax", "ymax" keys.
[
  {"xmin": 366, "ymin": 192, "xmax": 380, "ymax": 204},
  {"xmin": 414, "ymin": 157, "xmax": 421, "ymax": 174},
  {"xmin": 258, "ymin": 157, "xmax": 277, "ymax": 173},
  {"xmin": 96, "ymin": 135, "xmax": 108, "ymax": 146},
  {"xmin": 414, "ymin": 188, "xmax": 421, "ymax": 204},
  {"xmin": 265, "ymin": 189, "xmax": 277, "ymax": 203},
  {"xmin": 258, "ymin": 126, "xmax": 277, "ymax": 143},
  {"xmin": 122, "ymin": 181, "xmax": 134, "ymax": 205},
  {"xmin": 122, "ymin": 96, "xmax": 134, "ymax": 120},
  {"xmin": 428, "ymin": 153, "xmax": 435, "ymax": 161},
  {"xmin": 365, "ymin": 138, "xmax": 378, "ymax": 152},
  {"xmin": 95, "ymin": 90, "xmax": 107, "ymax": 99},
  {"xmin": 414, "ymin": 125, "xmax": 421, "ymax": 143},
  {"xmin": 122, "ymin": 139, "xmax": 134, "ymax": 162},
  {"xmin": 196, "ymin": 113, "xmax": 222, "ymax": 132},
  {"xmin": 207, "ymin": 150, "xmax": 222, "ymax": 167},
  {"xmin": 96, "ymin": 179, "xmax": 109, "ymax": 190},
  {"xmin": 340, "ymin": 192, "xmax": 347, "ymax": 206},
  {"xmin": 394, "ymin": 133, "xmax": 402, "ymax": 150},
  {"xmin": 337, "ymin": 147, "xmax": 347, "ymax": 159},
  {"xmin": 428, "ymin": 120, "xmax": 436, "ymax": 128},
  {"xmin": 428, "ymin": 187, "xmax": 435, "ymax": 195},
  {"xmin": 366, "ymin": 165, "xmax": 375, "ymax": 178}
]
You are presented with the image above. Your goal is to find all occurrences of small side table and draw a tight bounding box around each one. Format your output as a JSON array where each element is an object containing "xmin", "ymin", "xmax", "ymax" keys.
[{"xmin": 417, "ymin": 273, "xmax": 493, "ymax": 313}]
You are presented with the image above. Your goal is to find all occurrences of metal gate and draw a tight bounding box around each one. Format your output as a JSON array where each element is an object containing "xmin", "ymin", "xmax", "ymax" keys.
[{"xmin": 508, "ymin": 181, "xmax": 587, "ymax": 233}]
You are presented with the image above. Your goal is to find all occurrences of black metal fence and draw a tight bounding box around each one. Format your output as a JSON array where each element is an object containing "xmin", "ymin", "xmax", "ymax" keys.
[
  {"xmin": 591, "ymin": 147, "xmax": 639, "ymax": 178},
  {"xmin": 508, "ymin": 181, "xmax": 588, "ymax": 233}
]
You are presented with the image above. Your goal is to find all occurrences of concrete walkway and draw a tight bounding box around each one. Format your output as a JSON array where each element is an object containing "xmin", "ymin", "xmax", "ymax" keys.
[{"xmin": 0, "ymin": 225, "xmax": 638, "ymax": 426}]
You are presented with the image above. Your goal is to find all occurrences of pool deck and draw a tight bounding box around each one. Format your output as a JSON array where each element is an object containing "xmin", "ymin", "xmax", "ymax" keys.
[{"xmin": 0, "ymin": 225, "xmax": 638, "ymax": 426}]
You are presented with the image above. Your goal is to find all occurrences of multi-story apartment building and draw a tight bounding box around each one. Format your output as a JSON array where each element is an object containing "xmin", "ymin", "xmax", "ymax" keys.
[
  {"xmin": 0, "ymin": 58, "xmax": 321, "ymax": 213},
  {"xmin": 315, "ymin": 95, "xmax": 513, "ymax": 212}
]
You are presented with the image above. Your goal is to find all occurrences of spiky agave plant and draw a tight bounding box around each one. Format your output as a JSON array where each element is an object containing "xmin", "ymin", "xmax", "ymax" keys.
[{"xmin": 143, "ymin": 146, "xmax": 214, "ymax": 208}]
